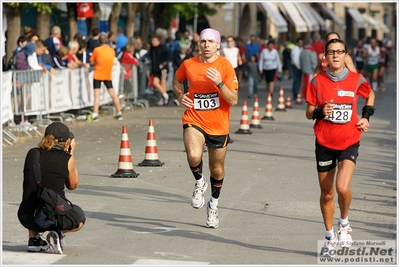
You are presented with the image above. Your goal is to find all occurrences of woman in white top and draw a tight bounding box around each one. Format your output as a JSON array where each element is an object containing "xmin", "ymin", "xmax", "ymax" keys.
[
  {"xmin": 258, "ymin": 40, "xmax": 282, "ymax": 96},
  {"xmin": 221, "ymin": 36, "xmax": 242, "ymax": 85},
  {"xmin": 363, "ymin": 38, "xmax": 380, "ymax": 92}
]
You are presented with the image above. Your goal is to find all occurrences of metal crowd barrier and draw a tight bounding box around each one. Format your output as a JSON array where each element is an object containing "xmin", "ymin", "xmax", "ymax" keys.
[
  {"xmin": 2, "ymin": 63, "xmax": 156, "ymax": 146},
  {"xmin": 119, "ymin": 63, "xmax": 149, "ymax": 109},
  {"xmin": 10, "ymin": 70, "xmax": 45, "ymax": 136}
]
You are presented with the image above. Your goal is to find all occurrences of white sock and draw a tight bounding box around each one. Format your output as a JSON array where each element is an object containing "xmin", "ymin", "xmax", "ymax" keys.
[
  {"xmin": 92, "ymin": 113, "xmax": 98, "ymax": 118},
  {"xmin": 117, "ymin": 112, "xmax": 122, "ymax": 116},
  {"xmin": 372, "ymin": 81, "xmax": 378, "ymax": 92},
  {"xmin": 196, "ymin": 176, "xmax": 205, "ymax": 187},
  {"xmin": 325, "ymin": 229, "xmax": 335, "ymax": 239},
  {"xmin": 339, "ymin": 217, "xmax": 349, "ymax": 226},
  {"xmin": 162, "ymin": 93, "xmax": 169, "ymax": 100},
  {"xmin": 209, "ymin": 197, "xmax": 218, "ymax": 209}
]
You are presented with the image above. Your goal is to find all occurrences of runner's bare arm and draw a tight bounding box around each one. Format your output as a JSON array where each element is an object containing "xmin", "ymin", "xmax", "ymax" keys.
[
  {"xmin": 356, "ymin": 90, "xmax": 376, "ymax": 132},
  {"xmin": 173, "ymin": 76, "xmax": 193, "ymax": 110},
  {"xmin": 218, "ymin": 82, "xmax": 238, "ymax": 107},
  {"xmin": 305, "ymin": 103, "xmax": 316, "ymax": 120}
]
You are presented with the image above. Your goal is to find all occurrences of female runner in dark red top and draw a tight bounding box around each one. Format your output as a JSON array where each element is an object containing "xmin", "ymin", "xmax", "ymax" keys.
[{"xmin": 305, "ymin": 38, "xmax": 375, "ymax": 254}]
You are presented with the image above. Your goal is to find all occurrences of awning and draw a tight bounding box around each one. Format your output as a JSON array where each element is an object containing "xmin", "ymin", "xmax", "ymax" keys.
[
  {"xmin": 260, "ymin": 2, "xmax": 288, "ymax": 33},
  {"xmin": 279, "ymin": 2, "xmax": 308, "ymax": 33},
  {"xmin": 294, "ymin": 3, "xmax": 320, "ymax": 32},
  {"xmin": 347, "ymin": 8, "xmax": 366, "ymax": 29},
  {"xmin": 376, "ymin": 19, "xmax": 390, "ymax": 33},
  {"xmin": 307, "ymin": 5, "xmax": 327, "ymax": 31},
  {"xmin": 320, "ymin": 4, "xmax": 346, "ymax": 30},
  {"xmin": 361, "ymin": 14, "xmax": 379, "ymax": 29}
]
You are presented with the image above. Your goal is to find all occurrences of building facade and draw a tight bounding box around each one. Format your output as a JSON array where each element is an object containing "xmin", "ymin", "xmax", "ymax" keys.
[{"xmin": 204, "ymin": 2, "xmax": 395, "ymax": 47}]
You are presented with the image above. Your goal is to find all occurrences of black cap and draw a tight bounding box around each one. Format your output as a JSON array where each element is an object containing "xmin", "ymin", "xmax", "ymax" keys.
[{"xmin": 44, "ymin": 122, "xmax": 74, "ymax": 142}]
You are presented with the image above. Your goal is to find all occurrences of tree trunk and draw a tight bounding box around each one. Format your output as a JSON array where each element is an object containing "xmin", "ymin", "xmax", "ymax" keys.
[
  {"xmin": 126, "ymin": 3, "xmax": 138, "ymax": 38},
  {"xmin": 140, "ymin": 3, "xmax": 154, "ymax": 44},
  {"xmin": 109, "ymin": 3, "xmax": 122, "ymax": 35},
  {"xmin": 88, "ymin": 3, "xmax": 100, "ymax": 35},
  {"xmin": 36, "ymin": 11, "xmax": 51, "ymax": 41},
  {"xmin": 5, "ymin": 4, "xmax": 22, "ymax": 64},
  {"xmin": 67, "ymin": 3, "xmax": 77, "ymax": 41}
]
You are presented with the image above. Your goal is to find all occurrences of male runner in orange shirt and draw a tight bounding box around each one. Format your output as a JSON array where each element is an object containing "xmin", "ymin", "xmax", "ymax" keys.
[
  {"xmin": 173, "ymin": 28, "xmax": 238, "ymax": 228},
  {"xmin": 88, "ymin": 33, "xmax": 123, "ymax": 121}
]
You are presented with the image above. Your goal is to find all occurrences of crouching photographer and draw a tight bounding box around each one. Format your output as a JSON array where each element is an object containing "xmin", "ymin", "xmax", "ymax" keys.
[{"xmin": 18, "ymin": 122, "xmax": 86, "ymax": 254}]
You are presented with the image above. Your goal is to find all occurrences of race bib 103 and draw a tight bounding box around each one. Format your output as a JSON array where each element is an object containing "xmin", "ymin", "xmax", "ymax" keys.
[{"xmin": 194, "ymin": 92, "xmax": 220, "ymax": 111}]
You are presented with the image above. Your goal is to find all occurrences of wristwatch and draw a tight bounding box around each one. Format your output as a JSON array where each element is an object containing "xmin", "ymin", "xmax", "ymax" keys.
[{"xmin": 217, "ymin": 81, "xmax": 224, "ymax": 88}]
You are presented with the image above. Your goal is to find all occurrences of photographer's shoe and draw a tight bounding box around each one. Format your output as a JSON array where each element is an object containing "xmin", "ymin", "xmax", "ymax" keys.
[
  {"xmin": 28, "ymin": 235, "xmax": 49, "ymax": 252},
  {"xmin": 56, "ymin": 229, "xmax": 66, "ymax": 250},
  {"xmin": 46, "ymin": 231, "xmax": 63, "ymax": 254}
]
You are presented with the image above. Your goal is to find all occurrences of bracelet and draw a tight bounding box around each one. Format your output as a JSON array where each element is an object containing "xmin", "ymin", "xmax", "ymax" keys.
[
  {"xmin": 312, "ymin": 107, "xmax": 325, "ymax": 120},
  {"xmin": 361, "ymin": 105, "xmax": 375, "ymax": 121}
]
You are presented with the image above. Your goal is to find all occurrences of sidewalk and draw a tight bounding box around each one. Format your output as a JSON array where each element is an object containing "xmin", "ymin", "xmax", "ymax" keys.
[{"xmin": 2, "ymin": 66, "xmax": 397, "ymax": 265}]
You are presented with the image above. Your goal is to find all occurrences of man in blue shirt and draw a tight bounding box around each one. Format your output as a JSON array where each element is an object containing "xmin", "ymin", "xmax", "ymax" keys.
[
  {"xmin": 116, "ymin": 27, "xmax": 128, "ymax": 55},
  {"xmin": 245, "ymin": 34, "xmax": 261, "ymax": 59}
]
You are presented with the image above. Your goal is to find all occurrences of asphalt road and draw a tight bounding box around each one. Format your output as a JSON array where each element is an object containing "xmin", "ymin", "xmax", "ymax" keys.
[{"xmin": 2, "ymin": 66, "xmax": 397, "ymax": 266}]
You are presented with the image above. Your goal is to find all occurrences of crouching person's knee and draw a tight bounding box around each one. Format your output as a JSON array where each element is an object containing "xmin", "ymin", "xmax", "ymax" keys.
[{"xmin": 61, "ymin": 204, "xmax": 86, "ymax": 232}]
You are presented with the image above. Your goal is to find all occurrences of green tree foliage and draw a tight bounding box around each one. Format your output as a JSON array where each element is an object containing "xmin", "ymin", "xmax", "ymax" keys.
[
  {"xmin": 167, "ymin": 3, "xmax": 221, "ymax": 20},
  {"xmin": 155, "ymin": 3, "xmax": 224, "ymax": 29},
  {"xmin": 29, "ymin": 2, "xmax": 53, "ymax": 14}
]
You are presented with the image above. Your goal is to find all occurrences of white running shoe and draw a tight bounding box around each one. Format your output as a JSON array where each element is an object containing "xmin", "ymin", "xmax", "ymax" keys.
[
  {"xmin": 191, "ymin": 180, "xmax": 208, "ymax": 209},
  {"xmin": 322, "ymin": 233, "xmax": 338, "ymax": 257},
  {"xmin": 46, "ymin": 231, "xmax": 63, "ymax": 254},
  {"xmin": 56, "ymin": 229, "xmax": 66, "ymax": 250},
  {"xmin": 205, "ymin": 201, "xmax": 219, "ymax": 228},
  {"xmin": 338, "ymin": 223, "xmax": 353, "ymax": 247}
]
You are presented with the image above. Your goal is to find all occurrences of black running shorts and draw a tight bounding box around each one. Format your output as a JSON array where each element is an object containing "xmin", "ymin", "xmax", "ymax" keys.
[
  {"xmin": 93, "ymin": 79, "xmax": 113, "ymax": 89},
  {"xmin": 183, "ymin": 124, "xmax": 230, "ymax": 148},
  {"xmin": 315, "ymin": 141, "xmax": 359, "ymax": 172}
]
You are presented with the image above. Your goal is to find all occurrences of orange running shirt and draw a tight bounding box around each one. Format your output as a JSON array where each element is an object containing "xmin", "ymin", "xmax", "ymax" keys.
[
  {"xmin": 175, "ymin": 56, "xmax": 238, "ymax": 135},
  {"xmin": 90, "ymin": 45, "xmax": 115, "ymax": 81}
]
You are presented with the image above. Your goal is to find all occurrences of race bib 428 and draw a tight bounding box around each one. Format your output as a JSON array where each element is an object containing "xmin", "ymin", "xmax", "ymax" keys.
[{"xmin": 324, "ymin": 103, "xmax": 352, "ymax": 124}]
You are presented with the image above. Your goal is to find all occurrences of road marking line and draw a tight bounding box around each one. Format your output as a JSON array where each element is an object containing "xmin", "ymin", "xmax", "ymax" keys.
[{"xmin": 2, "ymin": 251, "xmax": 66, "ymax": 265}]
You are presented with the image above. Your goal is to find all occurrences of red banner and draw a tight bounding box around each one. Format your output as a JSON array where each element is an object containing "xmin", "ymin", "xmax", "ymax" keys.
[{"xmin": 77, "ymin": 3, "xmax": 93, "ymax": 19}]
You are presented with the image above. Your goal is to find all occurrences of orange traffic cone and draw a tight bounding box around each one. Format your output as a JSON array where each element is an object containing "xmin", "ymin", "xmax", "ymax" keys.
[
  {"xmin": 286, "ymin": 96, "xmax": 293, "ymax": 109},
  {"xmin": 139, "ymin": 119, "xmax": 164, "ymax": 166},
  {"xmin": 275, "ymin": 86, "xmax": 286, "ymax": 111},
  {"xmin": 262, "ymin": 93, "xmax": 275, "ymax": 120},
  {"xmin": 235, "ymin": 100, "xmax": 252, "ymax": 134},
  {"xmin": 250, "ymin": 97, "xmax": 262, "ymax": 129},
  {"xmin": 111, "ymin": 126, "xmax": 139, "ymax": 178},
  {"xmin": 296, "ymin": 93, "xmax": 303, "ymax": 104}
]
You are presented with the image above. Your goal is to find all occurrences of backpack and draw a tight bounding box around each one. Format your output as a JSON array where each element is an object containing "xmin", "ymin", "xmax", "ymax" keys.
[
  {"xmin": 32, "ymin": 148, "xmax": 78, "ymax": 230},
  {"xmin": 5, "ymin": 51, "xmax": 17, "ymax": 71}
]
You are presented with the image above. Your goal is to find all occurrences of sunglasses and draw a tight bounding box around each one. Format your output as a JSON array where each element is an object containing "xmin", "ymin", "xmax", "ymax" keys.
[{"xmin": 325, "ymin": 49, "xmax": 347, "ymax": 55}]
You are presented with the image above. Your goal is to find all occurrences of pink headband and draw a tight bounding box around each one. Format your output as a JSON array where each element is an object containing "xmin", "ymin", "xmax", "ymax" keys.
[{"xmin": 200, "ymin": 28, "xmax": 221, "ymax": 43}]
